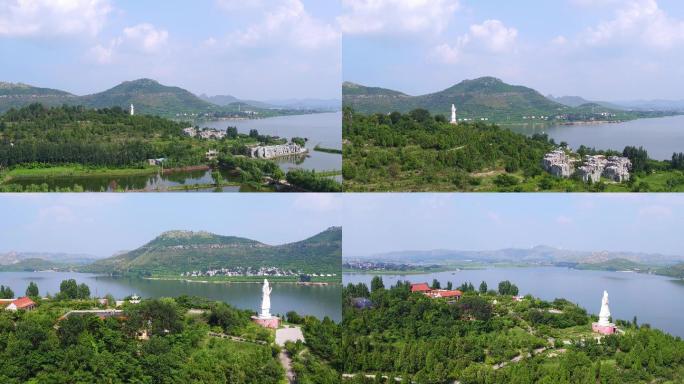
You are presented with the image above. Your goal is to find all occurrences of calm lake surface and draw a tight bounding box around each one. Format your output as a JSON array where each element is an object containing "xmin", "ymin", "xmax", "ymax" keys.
[
  {"xmin": 201, "ymin": 112, "xmax": 342, "ymax": 173},
  {"xmin": 508, "ymin": 115, "xmax": 684, "ymax": 160},
  {"xmin": 9, "ymin": 113, "xmax": 342, "ymax": 191},
  {"xmin": 344, "ymin": 267, "xmax": 684, "ymax": 338},
  {"xmin": 0, "ymin": 272, "xmax": 341, "ymax": 321}
]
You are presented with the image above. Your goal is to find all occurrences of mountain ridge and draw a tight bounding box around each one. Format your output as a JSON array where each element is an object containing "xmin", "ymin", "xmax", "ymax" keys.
[{"xmin": 82, "ymin": 227, "xmax": 342, "ymax": 275}]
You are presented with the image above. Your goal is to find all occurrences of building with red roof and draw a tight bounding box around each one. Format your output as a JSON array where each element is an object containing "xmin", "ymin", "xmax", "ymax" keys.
[
  {"xmin": 410, "ymin": 283, "xmax": 431, "ymax": 293},
  {"xmin": 410, "ymin": 283, "xmax": 462, "ymax": 301},
  {"xmin": 6, "ymin": 297, "xmax": 36, "ymax": 311}
]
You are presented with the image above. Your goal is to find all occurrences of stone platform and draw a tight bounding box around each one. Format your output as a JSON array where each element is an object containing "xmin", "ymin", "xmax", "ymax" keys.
[
  {"xmin": 592, "ymin": 322, "xmax": 617, "ymax": 335},
  {"xmin": 252, "ymin": 315, "xmax": 280, "ymax": 329}
]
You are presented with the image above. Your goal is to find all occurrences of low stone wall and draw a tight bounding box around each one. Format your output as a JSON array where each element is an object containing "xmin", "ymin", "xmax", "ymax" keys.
[{"xmin": 249, "ymin": 143, "xmax": 307, "ymax": 159}]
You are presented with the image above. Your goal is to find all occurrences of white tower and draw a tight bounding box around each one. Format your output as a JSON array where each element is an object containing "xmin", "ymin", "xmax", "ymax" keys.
[
  {"xmin": 598, "ymin": 290, "xmax": 611, "ymax": 326},
  {"xmin": 259, "ymin": 279, "xmax": 273, "ymax": 319},
  {"xmin": 130, "ymin": 104, "xmax": 135, "ymax": 116},
  {"xmin": 450, "ymin": 104, "xmax": 457, "ymax": 125}
]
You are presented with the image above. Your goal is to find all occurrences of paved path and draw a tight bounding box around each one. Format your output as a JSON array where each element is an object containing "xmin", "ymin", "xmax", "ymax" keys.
[
  {"xmin": 207, "ymin": 331, "xmax": 267, "ymax": 345},
  {"xmin": 275, "ymin": 325, "xmax": 305, "ymax": 346},
  {"xmin": 279, "ymin": 351, "xmax": 295, "ymax": 383}
]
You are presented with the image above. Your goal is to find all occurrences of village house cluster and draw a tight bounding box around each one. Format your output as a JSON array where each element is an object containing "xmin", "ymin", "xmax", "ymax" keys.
[
  {"xmin": 182, "ymin": 126, "xmax": 227, "ymax": 140},
  {"xmin": 410, "ymin": 283, "xmax": 463, "ymax": 300},
  {"xmin": 542, "ymin": 149, "xmax": 631, "ymax": 182},
  {"xmin": 180, "ymin": 266, "xmax": 337, "ymax": 278}
]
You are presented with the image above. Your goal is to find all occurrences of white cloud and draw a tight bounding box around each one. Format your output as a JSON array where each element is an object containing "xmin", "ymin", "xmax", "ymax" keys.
[
  {"xmin": 583, "ymin": 0, "xmax": 684, "ymax": 49},
  {"xmin": 215, "ymin": 0, "xmax": 264, "ymax": 10},
  {"xmin": 122, "ymin": 24, "xmax": 169, "ymax": 53},
  {"xmin": 469, "ymin": 19, "xmax": 518, "ymax": 53},
  {"xmin": 89, "ymin": 23, "xmax": 169, "ymax": 64},
  {"xmin": 226, "ymin": 0, "xmax": 338, "ymax": 49},
  {"xmin": 340, "ymin": 0, "xmax": 460, "ymax": 35},
  {"xmin": 0, "ymin": 0, "xmax": 111, "ymax": 38},
  {"xmin": 431, "ymin": 19, "xmax": 517, "ymax": 63}
]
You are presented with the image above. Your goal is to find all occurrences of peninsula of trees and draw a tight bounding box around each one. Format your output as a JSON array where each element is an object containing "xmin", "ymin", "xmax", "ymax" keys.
[
  {"xmin": 0, "ymin": 279, "xmax": 339, "ymax": 383},
  {"xmin": 342, "ymin": 107, "xmax": 684, "ymax": 192},
  {"xmin": 0, "ymin": 104, "xmax": 341, "ymax": 192},
  {"xmin": 342, "ymin": 278, "xmax": 684, "ymax": 383}
]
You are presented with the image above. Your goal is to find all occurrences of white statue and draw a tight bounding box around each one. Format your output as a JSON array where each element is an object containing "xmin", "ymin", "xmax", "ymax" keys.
[
  {"xmin": 260, "ymin": 279, "xmax": 273, "ymax": 319},
  {"xmin": 598, "ymin": 290, "xmax": 611, "ymax": 326},
  {"xmin": 130, "ymin": 104, "xmax": 135, "ymax": 116},
  {"xmin": 450, "ymin": 104, "xmax": 457, "ymax": 125}
]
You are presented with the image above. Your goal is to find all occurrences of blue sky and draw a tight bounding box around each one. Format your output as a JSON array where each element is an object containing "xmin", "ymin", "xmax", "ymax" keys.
[
  {"xmin": 342, "ymin": 0, "xmax": 684, "ymax": 100},
  {"xmin": 0, "ymin": 194, "xmax": 341, "ymax": 257},
  {"xmin": 342, "ymin": 194, "xmax": 684, "ymax": 257},
  {"xmin": 0, "ymin": 0, "xmax": 340, "ymax": 99}
]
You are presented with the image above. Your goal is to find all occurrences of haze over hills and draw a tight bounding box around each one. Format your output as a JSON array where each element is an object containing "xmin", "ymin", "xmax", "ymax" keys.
[
  {"xmin": 81, "ymin": 226, "xmax": 342, "ymax": 275},
  {"xmin": 0, "ymin": 251, "xmax": 99, "ymax": 265},
  {"xmin": 0, "ymin": 79, "xmax": 328, "ymax": 117},
  {"xmin": 343, "ymin": 77, "xmax": 673, "ymax": 122},
  {"xmin": 346, "ymin": 245, "xmax": 684, "ymax": 267},
  {"xmin": 201, "ymin": 94, "xmax": 341, "ymax": 112},
  {"xmin": 546, "ymin": 95, "xmax": 626, "ymax": 110}
]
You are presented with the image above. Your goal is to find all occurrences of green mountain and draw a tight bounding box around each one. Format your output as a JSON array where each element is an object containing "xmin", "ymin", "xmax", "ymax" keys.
[
  {"xmin": 80, "ymin": 78, "xmax": 218, "ymax": 116},
  {"xmin": 0, "ymin": 82, "xmax": 76, "ymax": 112},
  {"xmin": 342, "ymin": 77, "xmax": 658, "ymax": 123},
  {"xmin": 0, "ymin": 79, "xmax": 306, "ymax": 118},
  {"xmin": 575, "ymin": 258, "xmax": 647, "ymax": 271},
  {"xmin": 655, "ymin": 263, "xmax": 684, "ymax": 278},
  {"xmin": 343, "ymin": 77, "xmax": 568, "ymax": 120},
  {"xmin": 82, "ymin": 227, "xmax": 341, "ymax": 275},
  {"xmin": 0, "ymin": 258, "xmax": 65, "ymax": 272}
]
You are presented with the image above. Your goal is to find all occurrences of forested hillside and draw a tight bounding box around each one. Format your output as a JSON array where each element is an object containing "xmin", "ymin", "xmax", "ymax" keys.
[{"xmin": 342, "ymin": 279, "xmax": 684, "ymax": 383}]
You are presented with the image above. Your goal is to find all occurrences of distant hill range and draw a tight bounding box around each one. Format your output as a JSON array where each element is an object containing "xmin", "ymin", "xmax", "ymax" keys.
[
  {"xmin": 201, "ymin": 94, "xmax": 341, "ymax": 112},
  {"xmin": 81, "ymin": 227, "xmax": 341, "ymax": 275},
  {"xmin": 0, "ymin": 251, "xmax": 98, "ymax": 265},
  {"xmin": 343, "ymin": 77, "xmax": 674, "ymax": 122},
  {"xmin": 347, "ymin": 245, "xmax": 684, "ymax": 270},
  {"xmin": 546, "ymin": 95, "xmax": 625, "ymax": 110},
  {"xmin": 0, "ymin": 79, "xmax": 329, "ymax": 117}
]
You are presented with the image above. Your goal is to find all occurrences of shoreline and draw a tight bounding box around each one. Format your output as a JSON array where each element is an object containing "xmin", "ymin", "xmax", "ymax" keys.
[{"xmin": 143, "ymin": 276, "xmax": 340, "ymax": 285}]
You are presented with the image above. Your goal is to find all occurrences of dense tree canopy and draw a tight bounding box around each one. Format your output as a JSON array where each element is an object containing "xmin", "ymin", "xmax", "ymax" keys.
[{"xmin": 342, "ymin": 277, "xmax": 684, "ymax": 383}]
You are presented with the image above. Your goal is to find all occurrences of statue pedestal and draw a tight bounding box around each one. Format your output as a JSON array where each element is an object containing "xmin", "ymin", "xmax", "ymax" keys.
[
  {"xmin": 592, "ymin": 322, "xmax": 616, "ymax": 335},
  {"xmin": 252, "ymin": 315, "xmax": 280, "ymax": 329}
]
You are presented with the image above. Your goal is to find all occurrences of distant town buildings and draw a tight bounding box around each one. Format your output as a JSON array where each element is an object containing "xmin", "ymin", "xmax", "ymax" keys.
[
  {"xmin": 542, "ymin": 149, "xmax": 631, "ymax": 183},
  {"xmin": 182, "ymin": 126, "xmax": 226, "ymax": 140},
  {"xmin": 410, "ymin": 283, "xmax": 463, "ymax": 300},
  {"xmin": 180, "ymin": 266, "xmax": 336, "ymax": 279}
]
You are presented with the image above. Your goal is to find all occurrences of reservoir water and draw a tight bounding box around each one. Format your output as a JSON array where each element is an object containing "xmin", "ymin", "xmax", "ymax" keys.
[
  {"xmin": 344, "ymin": 267, "xmax": 684, "ymax": 338},
  {"xmin": 201, "ymin": 111, "xmax": 342, "ymax": 173},
  {"xmin": 8, "ymin": 112, "xmax": 342, "ymax": 191},
  {"xmin": 0, "ymin": 272, "xmax": 341, "ymax": 321},
  {"xmin": 508, "ymin": 115, "xmax": 684, "ymax": 160}
]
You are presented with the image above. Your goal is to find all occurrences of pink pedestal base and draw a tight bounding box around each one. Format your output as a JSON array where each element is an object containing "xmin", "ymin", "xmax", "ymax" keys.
[
  {"xmin": 252, "ymin": 316, "xmax": 280, "ymax": 329},
  {"xmin": 592, "ymin": 322, "xmax": 617, "ymax": 335}
]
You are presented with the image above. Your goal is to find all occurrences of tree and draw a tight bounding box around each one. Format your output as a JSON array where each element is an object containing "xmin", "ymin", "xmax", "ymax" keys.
[
  {"xmin": 431, "ymin": 279, "xmax": 441, "ymax": 289},
  {"xmin": 226, "ymin": 126, "xmax": 238, "ymax": 139},
  {"xmin": 211, "ymin": 169, "xmax": 223, "ymax": 187},
  {"xmin": 77, "ymin": 283, "xmax": 90, "ymax": 299},
  {"xmin": 479, "ymin": 281, "xmax": 488, "ymax": 294},
  {"xmin": 59, "ymin": 279, "xmax": 78, "ymax": 299},
  {"xmin": 25, "ymin": 282, "xmax": 39, "ymax": 298},
  {"xmin": 0, "ymin": 285, "xmax": 14, "ymax": 299},
  {"xmin": 249, "ymin": 129, "xmax": 259, "ymax": 139},
  {"xmin": 370, "ymin": 276, "xmax": 385, "ymax": 292},
  {"xmin": 446, "ymin": 281, "xmax": 453, "ymax": 290},
  {"xmin": 498, "ymin": 280, "xmax": 519, "ymax": 296}
]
